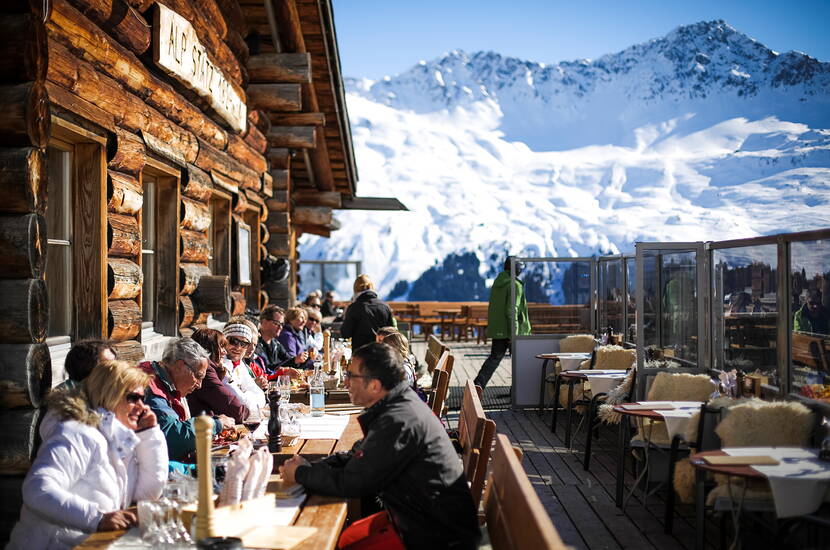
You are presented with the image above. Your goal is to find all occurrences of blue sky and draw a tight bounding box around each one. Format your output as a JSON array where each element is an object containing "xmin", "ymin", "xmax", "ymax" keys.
[{"xmin": 331, "ymin": 0, "xmax": 830, "ymax": 80}]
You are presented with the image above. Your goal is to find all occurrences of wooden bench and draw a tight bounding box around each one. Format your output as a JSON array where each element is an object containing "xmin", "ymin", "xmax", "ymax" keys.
[
  {"xmin": 792, "ymin": 330, "xmax": 830, "ymax": 371},
  {"xmin": 428, "ymin": 350, "xmax": 454, "ymax": 417},
  {"xmin": 483, "ymin": 433, "xmax": 569, "ymax": 550},
  {"xmin": 424, "ymin": 334, "xmax": 449, "ymax": 375},
  {"xmin": 466, "ymin": 304, "xmax": 489, "ymax": 344},
  {"xmin": 528, "ymin": 304, "xmax": 590, "ymax": 334},
  {"xmin": 458, "ymin": 380, "xmax": 496, "ymax": 509}
]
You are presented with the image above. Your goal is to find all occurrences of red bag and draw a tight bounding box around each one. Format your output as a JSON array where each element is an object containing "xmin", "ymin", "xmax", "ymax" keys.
[{"xmin": 338, "ymin": 511, "xmax": 406, "ymax": 550}]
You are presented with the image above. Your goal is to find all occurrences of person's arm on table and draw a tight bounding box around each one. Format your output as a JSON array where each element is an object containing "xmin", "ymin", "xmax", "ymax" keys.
[{"xmin": 146, "ymin": 393, "xmax": 224, "ymax": 460}]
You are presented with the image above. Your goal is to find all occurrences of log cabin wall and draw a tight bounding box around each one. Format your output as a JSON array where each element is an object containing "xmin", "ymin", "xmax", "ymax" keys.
[{"xmin": 0, "ymin": 1, "xmax": 357, "ymax": 542}]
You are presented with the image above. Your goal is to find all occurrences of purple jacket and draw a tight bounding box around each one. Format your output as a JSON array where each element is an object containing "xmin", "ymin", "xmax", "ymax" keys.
[
  {"xmin": 278, "ymin": 326, "xmax": 313, "ymax": 369},
  {"xmin": 186, "ymin": 362, "xmax": 249, "ymax": 423}
]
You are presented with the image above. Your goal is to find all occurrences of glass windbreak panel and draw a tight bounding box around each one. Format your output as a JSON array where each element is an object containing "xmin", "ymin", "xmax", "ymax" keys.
[
  {"xmin": 598, "ymin": 259, "xmax": 624, "ymax": 337},
  {"xmin": 712, "ymin": 245, "xmax": 778, "ymax": 385},
  {"xmin": 641, "ymin": 251, "xmax": 659, "ymax": 348},
  {"xmin": 790, "ymin": 240, "xmax": 830, "ymax": 400},
  {"xmin": 626, "ymin": 258, "xmax": 637, "ymax": 343},
  {"xmin": 520, "ymin": 260, "xmax": 592, "ymax": 335},
  {"xmin": 322, "ymin": 263, "xmax": 358, "ymax": 302},
  {"xmin": 298, "ymin": 262, "xmax": 323, "ymax": 299},
  {"xmin": 660, "ymin": 251, "xmax": 698, "ymax": 362},
  {"xmin": 46, "ymin": 146, "xmax": 73, "ymax": 337}
]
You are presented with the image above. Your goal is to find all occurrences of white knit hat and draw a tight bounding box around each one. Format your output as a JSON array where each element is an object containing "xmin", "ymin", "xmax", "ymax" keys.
[{"xmin": 223, "ymin": 323, "xmax": 253, "ymax": 344}]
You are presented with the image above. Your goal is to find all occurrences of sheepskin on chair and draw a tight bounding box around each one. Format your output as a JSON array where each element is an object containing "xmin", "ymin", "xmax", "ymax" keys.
[
  {"xmin": 704, "ymin": 400, "xmax": 814, "ymax": 506},
  {"xmin": 559, "ymin": 334, "xmax": 596, "ymax": 353},
  {"xmin": 597, "ymin": 369, "xmax": 635, "ymax": 424},
  {"xmin": 631, "ymin": 372, "xmax": 716, "ymax": 445},
  {"xmin": 557, "ymin": 345, "xmax": 632, "ymax": 409}
]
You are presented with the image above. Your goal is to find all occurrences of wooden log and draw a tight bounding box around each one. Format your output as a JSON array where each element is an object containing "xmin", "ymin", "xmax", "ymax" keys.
[
  {"xmin": 182, "ymin": 164, "xmax": 213, "ymax": 202},
  {"xmin": 266, "ymin": 212, "xmax": 290, "ymax": 235},
  {"xmin": 48, "ymin": 40, "xmax": 200, "ymax": 163},
  {"xmin": 248, "ymin": 53, "xmax": 311, "ymax": 83},
  {"xmin": 106, "ymin": 127, "xmax": 145, "ymax": 175},
  {"xmin": 258, "ymin": 290, "xmax": 268, "ymax": 311},
  {"xmin": 0, "ymin": 214, "xmax": 45, "ymax": 280},
  {"xmin": 192, "ymin": 274, "xmax": 230, "ymax": 314},
  {"xmin": 0, "ymin": 82, "xmax": 50, "ymax": 149},
  {"xmin": 67, "ymin": 0, "xmax": 151, "ymax": 55},
  {"xmin": 268, "ymin": 149, "xmax": 290, "ymax": 170},
  {"xmin": 293, "ymin": 206, "xmax": 332, "ymax": 226},
  {"xmin": 296, "ymin": 224, "xmax": 332, "ymax": 238},
  {"xmin": 257, "ymin": 242, "xmax": 267, "ymax": 263},
  {"xmin": 0, "ymin": 343, "xmax": 50, "ymax": 409},
  {"xmin": 0, "ymin": 408, "xmax": 41, "ymax": 475},
  {"xmin": 230, "ymin": 290, "xmax": 245, "ymax": 316},
  {"xmin": 247, "ymin": 84, "xmax": 302, "ymax": 112},
  {"xmin": 270, "ymin": 168, "xmax": 289, "ymax": 190},
  {"xmin": 180, "ymin": 262, "xmax": 211, "ymax": 295},
  {"xmin": 269, "ymin": 113, "xmax": 325, "ymax": 126},
  {"xmin": 181, "ymin": 197, "xmax": 211, "ymax": 232},
  {"xmin": 107, "ymin": 257, "xmax": 142, "ymax": 299},
  {"xmin": 194, "ymin": 138, "xmax": 260, "ymax": 190},
  {"xmin": 178, "ymin": 294, "xmax": 194, "ymax": 327},
  {"xmin": 0, "ymin": 148, "xmax": 46, "ymax": 216},
  {"xmin": 46, "ymin": 81, "xmax": 116, "ymax": 134},
  {"xmin": 112, "ymin": 338, "xmax": 144, "ymax": 363},
  {"xmin": 124, "ymin": 0, "xmax": 153, "ymax": 12},
  {"xmin": 225, "ymin": 28, "xmax": 249, "ymax": 66},
  {"xmin": 261, "ymin": 171, "xmax": 273, "ymax": 198},
  {"xmin": 266, "ymin": 191, "xmax": 288, "ymax": 212},
  {"xmin": 216, "ymin": 0, "xmax": 245, "ymax": 35},
  {"xmin": 106, "ymin": 170, "xmax": 143, "ymax": 215},
  {"xmin": 193, "ymin": 312, "xmax": 209, "ymax": 325},
  {"xmin": 0, "ymin": 279, "xmax": 47, "ymax": 343},
  {"xmin": 48, "ymin": 2, "xmax": 228, "ymax": 149},
  {"xmin": 232, "ymin": 190, "xmax": 249, "ymax": 214},
  {"xmin": 267, "ymin": 126, "xmax": 315, "ymax": 149},
  {"xmin": 0, "ymin": 14, "xmax": 47, "ymax": 82},
  {"xmin": 248, "ymin": 110, "xmax": 270, "ymax": 135},
  {"xmin": 259, "ymin": 222, "xmax": 269, "ymax": 245},
  {"xmin": 107, "ymin": 299, "xmax": 141, "ymax": 340},
  {"xmin": 244, "ymin": 189, "xmax": 265, "ymax": 209},
  {"xmin": 107, "ymin": 213, "xmax": 141, "ymax": 257},
  {"xmin": 266, "ymin": 233, "xmax": 289, "ymax": 257},
  {"xmin": 180, "ymin": 229, "xmax": 210, "ymax": 263},
  {"xmin": 226, "ymin": 134, "xmax": 267, "ymax": 175},
  {"xmin": 243, "ymin": 123, "xmax": 267, "ymax": 155},
  {"xmin": 3, "ymin": 0, "xmax": 50, "ymax": 16},
  {"xmin": 293, "ymin": 190, "xmax": 341, "ymax": 208}
]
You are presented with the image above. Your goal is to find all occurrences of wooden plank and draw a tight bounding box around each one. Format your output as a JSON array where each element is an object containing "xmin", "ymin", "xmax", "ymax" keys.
[
  {"xmin": 292, "ymin": 495, "xmax": 347, "ymax": 550},
  {"xmin": 270, "ymin": 112, "xmax": 325, "ymax": 126},
  {"xmin": 247, "ymin": 83, "xmax": 302, "ymax": 112},
  {"xmin": 267, "ymin": 126, "xmax": 315, "ymax": 149},
  {"xmin": 75, "ymin": 143, "xmax": 107, "ymax": 339},
  {"xmin": 248, "ymin": 53, "xmax": 311, "ymax": 83}
]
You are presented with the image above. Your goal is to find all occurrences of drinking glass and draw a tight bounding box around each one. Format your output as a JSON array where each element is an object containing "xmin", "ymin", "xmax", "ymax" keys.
[{"xmin": 278, "ymin": 374, "xmax": 291, "ymax": 404}]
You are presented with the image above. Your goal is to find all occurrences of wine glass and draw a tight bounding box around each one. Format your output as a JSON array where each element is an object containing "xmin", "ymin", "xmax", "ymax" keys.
[{"xmin": 278, "ymin": 374, "xmax": 291, "ymax": 404}]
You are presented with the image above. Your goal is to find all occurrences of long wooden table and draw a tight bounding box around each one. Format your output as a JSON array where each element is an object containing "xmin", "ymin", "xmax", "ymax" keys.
[{"xmin": 76, "ymin": 412, "xmax": 365, "ymax": 550}]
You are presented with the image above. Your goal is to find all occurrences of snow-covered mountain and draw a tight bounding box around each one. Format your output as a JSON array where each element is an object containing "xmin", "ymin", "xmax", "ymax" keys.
[{"xmin": 299, "ymin": 20, "xmax": 830, "ymax": 300}]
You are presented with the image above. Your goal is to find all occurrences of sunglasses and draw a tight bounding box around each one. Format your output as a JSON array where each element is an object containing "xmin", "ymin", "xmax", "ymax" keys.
[
  {"xmin": 125, "ymin": 392, "xmax": 145, "ymax": 404},
  {"xmin": 268, "ymin": 319, "xmax": 284, "ymax": 327},
  {"xmin": 307, "ymin": 318, "xmax": 320, "ymax": 324},
  {"xmin": 227, "ymin": 337, "xmax": 251, "ymax": 347},
  {"xmin": 182, "ymin": 360, "xmax": 206, "ymax": 381},
  {"xmin": 343, "ymin": 371, "xmax": 370, "ymax": 381}
]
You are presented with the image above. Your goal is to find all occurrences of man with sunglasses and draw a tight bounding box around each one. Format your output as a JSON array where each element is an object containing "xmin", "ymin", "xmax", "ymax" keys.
[
  {"xmin": 140, "ymin": 338, "xmax": 234, "ymax": 461},
  {"xmin": 255, "ymin": 305, "xmax": 300, "ymax": 376},
  {"xmin": 794, "ymin": 289, "xmax": 829, "ymax": 335},
  {"xmin": 280, "ymin": 343, "xmax": 480, "ymax": 549}
]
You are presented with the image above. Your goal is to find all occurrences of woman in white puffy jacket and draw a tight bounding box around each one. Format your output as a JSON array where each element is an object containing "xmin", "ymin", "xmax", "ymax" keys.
[{"xmin": 7, "ymin": 360, "xmax": 168, "ymax": 550}]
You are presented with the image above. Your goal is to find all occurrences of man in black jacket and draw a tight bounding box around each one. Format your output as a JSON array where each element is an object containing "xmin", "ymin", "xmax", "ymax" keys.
[
  {"xmin": 280, "ymin": 343, "xmax": 480, "ymax": 549},
  {"xmin": 340, "ymin": 274, "xmax": 395, "ymax": 349}
]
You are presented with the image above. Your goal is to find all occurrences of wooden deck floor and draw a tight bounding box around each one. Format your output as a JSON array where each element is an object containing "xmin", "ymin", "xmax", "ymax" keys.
[{"xmin": 412, "ymin": 339, "xmax": 718, "ymax": 550}]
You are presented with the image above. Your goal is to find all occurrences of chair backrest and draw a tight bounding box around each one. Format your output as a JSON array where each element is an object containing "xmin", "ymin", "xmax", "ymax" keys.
[
  {"xmin": 429, "ymin": 368, "xmax": 451, "ymax": 416},
  {"xmin": 458, "ymin": 380, "xmax": 496, "ymax": 509},
  {"xmin": 715, "ymin": 400, "xmax": 814, "ymax": 447},
  {"xmin": 484, "ymin": 434, "xmax": 568, "ymax": 550},
  {"xmin": 425, "ymin": 334, "xmax": 448, "ymax": 374},
  {"xmin": 593, "ymin": 345, "xmax": 635, "ymax": 370},
  {"xmin": 646, "ymin": 372, "xmax": 715, "ymax": 402},
  {"xmin": 559, "ymin": 334, "xmax": 595, "ymax": 353},
  {"xmin": 693, "ymin": 403, "xmax": 724, "ymax": 451}
]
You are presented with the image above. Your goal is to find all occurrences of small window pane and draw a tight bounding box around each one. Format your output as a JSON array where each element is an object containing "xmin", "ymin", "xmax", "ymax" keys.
[
  {"xmin": 142, "ymin": 177, "xmax": 156, "ymax": 323},
  {"xmin": 46, "ymin": 147, "xmax": 73, "ymax": 337}
]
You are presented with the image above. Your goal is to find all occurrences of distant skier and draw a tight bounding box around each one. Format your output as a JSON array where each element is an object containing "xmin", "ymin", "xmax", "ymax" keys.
[{"xmin": 473, "ymin": 257, "xmax": 531, "ymax": 389}]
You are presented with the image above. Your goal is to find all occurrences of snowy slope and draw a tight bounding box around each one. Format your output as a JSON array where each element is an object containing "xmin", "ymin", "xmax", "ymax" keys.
[{"xmin": 299, "ymin": 20, "xmax": 830, "ymax": 300}]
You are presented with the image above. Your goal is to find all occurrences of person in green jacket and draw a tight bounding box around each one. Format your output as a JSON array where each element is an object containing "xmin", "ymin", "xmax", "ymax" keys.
[
  {"xmin": 794, "ymin": 289, "xmax": 829, "ymax": 335},
  {"xmin": 473, "ymin": 257, "xmax": 531, "ymax": 389}
]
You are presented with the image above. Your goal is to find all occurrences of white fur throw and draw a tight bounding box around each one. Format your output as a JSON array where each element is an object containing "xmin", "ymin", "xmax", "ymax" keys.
[
  {"xmin": 715, "ymin": 400, "xmax": 813, "ymax": 447},
  {"xmin": 559, "ymin": 334, "xmax": 596, "ymax": 353},
  {"xmin": 647, "ymin": 372, "xmax": 716, "ymax": 402},
  {"xmin": 597, "ymin": 369, "xmax": 636, "ymax": 424},
  {"xmin": 592, "ymin": 345, "xmax": 635, "ymax": 370}
]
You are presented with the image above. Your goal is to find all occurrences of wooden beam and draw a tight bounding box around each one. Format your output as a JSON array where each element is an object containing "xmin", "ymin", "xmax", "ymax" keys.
[
  {"xmin": 269, "ymin": 112, "xmax": 325, "ymax": 126},
  {"xmin": 341, "ymin": 196, "xmax": 409, "ymax": 211},
  {"xmin": 267, "ymin": 126, "xmax": 315, "ymax": 149},
  {"xmin": 268, "ymin": 148, "xmax": 290, "ymax": 169},
  {"xmin": 247, "ymin": 83, "xmax": 302, "ymax": 112},
  {"xmin": 65, "ymin": 0, "xmax": 151, "ymax": 55},
  {"xmin": 292, "ymin": 206, "xmax": 332, "ymax": 226},
  {"xmin": 293, "ymin": 190, "xmax": 341, "ymax": 208},
  {"xmin": 295, "ymin": 224, "xmax": 331, "ymax": 238},
  {"xmin": 248, "ymin": 53, "xmax": 311, "ymax": 83}
]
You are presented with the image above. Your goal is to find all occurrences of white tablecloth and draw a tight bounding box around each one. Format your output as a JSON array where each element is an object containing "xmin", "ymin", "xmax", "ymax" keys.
[
  {"xmin": 722, "ymin": 446, "xmax": 830, "ymax": 518},
  {"xmin": 559, "ymin": 356, "xmax": 588, "ymax": 371},
  {"xmin": 631, "ymin": 401, "xmax": 701, "ymax": 440},
  {"xmin": 581, "ymin": 371, "xmax": 628, "ymax": 396},
  {"xmin": 297, "ymin": 414, "xmax": 349, "ymax": 440}
]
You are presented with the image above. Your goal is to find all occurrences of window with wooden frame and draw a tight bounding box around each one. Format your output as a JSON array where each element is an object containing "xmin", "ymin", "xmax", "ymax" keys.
[
  {"xmin": 209, "ymin": 192, "xmax": 232, "ymax": 277},
  {"xmin": 241, "ymin": 208, "xmax": 261, "ymax": 304}
]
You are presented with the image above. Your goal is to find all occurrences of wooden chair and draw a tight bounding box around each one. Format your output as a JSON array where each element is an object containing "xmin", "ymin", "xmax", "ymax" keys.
[
  {"xmin": 424, "ymin": 334, "xmax": 449, "ymax": 375},
  {"xmin": 483, "ymin": 434, "xmax": 568, "ymax": 550},
  {"xmin": 428, "ymin": 351, "xmax": 453, "ymax": 416},
  {"xmin": 458, "ymin": 380, "xmax": 496, "ymax": 509}
]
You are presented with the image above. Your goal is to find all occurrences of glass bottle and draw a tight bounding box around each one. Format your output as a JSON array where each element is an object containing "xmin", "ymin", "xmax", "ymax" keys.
[
  {"xmin": 309, "ymin": 361, "xmax": 325, "ymax": 417},
  {"xmin": 267, "ymin": 390, "xmax": 282, "ymax": 452}
]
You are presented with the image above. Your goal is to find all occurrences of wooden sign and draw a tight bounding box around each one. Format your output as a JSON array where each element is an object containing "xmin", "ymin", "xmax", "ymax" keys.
[{"xmin": 153, "ymin": 4, "xmax": 247, "ymax": 132}]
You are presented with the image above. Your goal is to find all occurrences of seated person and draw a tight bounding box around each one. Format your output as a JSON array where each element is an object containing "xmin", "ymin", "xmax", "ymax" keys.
[
  {"xmin": 8, "ymin": 360, "xmax": 167, "ymax": 550},
  {"xmin": 794, "ymin": 289, "xmax": 829, "ymax": 335},
  {"xmin": 278, "ymin": 307, "xmax": 313, "ymax": 369},
  {"xmin": 222, "ymin": 323, "xmax": 267, "ymax": 415},
  {"xmin": 140, "ymin": 338, "xmax": 234, "ymax": 461},
  {"xmin": 56, "ymin": 339, "xmax": 116, "ymax": 391},
  {"xmin": 320, "ymin": 290, "xmax": 338, "ymax": 318},
  {"xmin": 280, "ymin": 343, "xmax": 480, "ymax": 550},
  {"xmin": 256, "ymin": 305, "xmax": 303, "ymax": 377},
  {"xmin": 303, "ymin": 306, "xmax": 324, "ymax": 352},
  {"xmin": 188, "ymin": 328, "xmax": 249, "ymax": 424}
]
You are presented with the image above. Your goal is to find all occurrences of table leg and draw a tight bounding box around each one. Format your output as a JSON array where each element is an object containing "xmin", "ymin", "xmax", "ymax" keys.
[
  {"xmin": 565, "ymin": 380, "xmax": 576, "ymax": 448},
  {"xmin": 550, "ymin": 373, "xmax": 562, "ymax": 433},
  {"xmin": 616, "ymin": 416, "xmax": 628, "ymax": 507},
  {"xmin": 538, "ymin": 359, "xmax": 551, "ymax": 417},
  {"xmin": 695, "ymin": 467, "xmax": 705, "ymax": 550}
]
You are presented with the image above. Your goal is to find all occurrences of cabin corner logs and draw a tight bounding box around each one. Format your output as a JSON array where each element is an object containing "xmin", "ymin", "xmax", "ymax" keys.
[{"xmin": 0, "ymin": 0, "xmax": 357, "ymax": 535}]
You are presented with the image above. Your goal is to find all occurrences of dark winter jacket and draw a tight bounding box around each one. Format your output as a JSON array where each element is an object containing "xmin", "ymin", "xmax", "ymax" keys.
[
  {"xmin": 186, "ymin": 362, "xmax": 249, "ymax": 423},
  {"xmin": 254, "ymin": 336, "xmax": 294, "ymax": 373},
  {"xmin": 340, "ymin": 290, "xmax": 395, "ymax": 350},
  {"xmin": 295, "ymin": 384, "xmax": 481, "ymax": 549}
]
